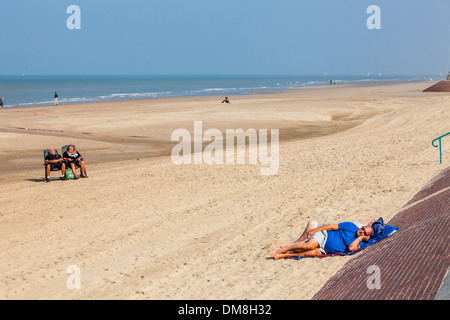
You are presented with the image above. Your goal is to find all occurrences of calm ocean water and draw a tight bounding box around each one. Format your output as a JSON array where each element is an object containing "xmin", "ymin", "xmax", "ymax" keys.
[{"xmin": 0, "ymin": 75, "xmax": 434, "ymax": 108}]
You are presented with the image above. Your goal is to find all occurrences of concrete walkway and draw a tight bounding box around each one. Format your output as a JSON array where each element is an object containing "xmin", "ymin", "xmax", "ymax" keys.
[{"xmin": 312, "ymin": 167, "xmax": 450, "ymax": 300}]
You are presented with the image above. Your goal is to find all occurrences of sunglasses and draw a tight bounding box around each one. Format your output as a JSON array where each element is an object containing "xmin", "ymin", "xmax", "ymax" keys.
[{"xmin": 359, "ymin": 227, "xmax": 369, "ymax": 236}]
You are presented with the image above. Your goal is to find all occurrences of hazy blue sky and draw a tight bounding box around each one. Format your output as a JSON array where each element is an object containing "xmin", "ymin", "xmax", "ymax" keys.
[{"xmin": 0, "ymin": 0, "xmax": 449, "ymax": 75}]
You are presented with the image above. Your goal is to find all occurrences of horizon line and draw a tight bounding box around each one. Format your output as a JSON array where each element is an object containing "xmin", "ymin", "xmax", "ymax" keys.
[{"xmin": 0, "ymin": 73, "xmax": 443, "ymax": 77}]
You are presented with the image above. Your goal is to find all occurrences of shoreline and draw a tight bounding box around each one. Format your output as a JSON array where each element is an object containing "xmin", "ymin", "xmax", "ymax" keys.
[{"xmin": 0, "ymin": 78, "xmax": 436, "ymax": 110}]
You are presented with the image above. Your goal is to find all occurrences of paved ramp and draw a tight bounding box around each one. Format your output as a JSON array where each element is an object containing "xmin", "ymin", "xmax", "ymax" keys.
[
  {"xmin": 423, "ymin": 80, "xmax": 450, "ymax": 92},
  {"xmin": 312, "ymin": 167, "xmax": 450, "ymax": 300}
]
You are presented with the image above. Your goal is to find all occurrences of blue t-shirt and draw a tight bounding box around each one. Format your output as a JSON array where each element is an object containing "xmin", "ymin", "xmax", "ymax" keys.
[{"xmin": 324, "ymin": 222, "xmax": 359, "ymax": 254}]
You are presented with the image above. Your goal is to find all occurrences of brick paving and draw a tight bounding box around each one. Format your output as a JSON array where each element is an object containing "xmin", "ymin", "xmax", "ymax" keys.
[
  {"xmin": 312, "ymin": 168, "xmax": 450, "ymax": 300},
  {"xmin": 423, "ymin": 80, "xmax": 450, "ymax": 92},
  {"xmin": 405, "ymin": 167, "xmax": 450, "ymax": 207}
]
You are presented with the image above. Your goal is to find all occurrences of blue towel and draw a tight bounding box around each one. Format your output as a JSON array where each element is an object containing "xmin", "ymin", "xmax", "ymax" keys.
[
  {"xmin": 359, "ymin": 224, "xmax": 399, "ymax": 250},
  {"xmin": 370, "ymin": 217, "xmax": 385, "ymax": 237}
]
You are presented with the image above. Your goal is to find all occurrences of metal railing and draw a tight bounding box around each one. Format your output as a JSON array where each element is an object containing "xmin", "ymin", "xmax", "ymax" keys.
[{"xmin": 432, "ymin": 132, "xmax": 450, "ymax": 164}]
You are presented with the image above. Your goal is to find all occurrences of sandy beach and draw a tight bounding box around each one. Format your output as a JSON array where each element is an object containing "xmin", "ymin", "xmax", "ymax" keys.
[{"xmin": 0, "ymin": 81, "xmax": 449, "ymax": 299}]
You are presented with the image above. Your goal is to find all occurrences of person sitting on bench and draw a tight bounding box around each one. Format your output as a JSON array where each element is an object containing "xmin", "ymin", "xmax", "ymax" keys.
[
  {"xmin": 45, "ymin": 148, "xmax": 66, "ymax": 182},
  {"xmin": 63, "ymin": 145, "xmax": 87, "ymax": 179}
]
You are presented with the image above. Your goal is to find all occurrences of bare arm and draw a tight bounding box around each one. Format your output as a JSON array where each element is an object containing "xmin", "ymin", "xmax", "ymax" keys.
[
  {"xmin": 349, "ymin": 235, "xmax": 371, "ymax": 251},
  {"xmin": 307, "ymin": 224, "xmax": 339, "ymax": 238}
]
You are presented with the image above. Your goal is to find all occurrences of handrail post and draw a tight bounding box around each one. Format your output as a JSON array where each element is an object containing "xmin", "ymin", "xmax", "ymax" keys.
[
  {"xmin": 432, "ymin": 132, "xmax": 450, "ymax": 164},
  {"xmin": 432, "ymin": 138, "xmax": 442, "ymax": 164}
]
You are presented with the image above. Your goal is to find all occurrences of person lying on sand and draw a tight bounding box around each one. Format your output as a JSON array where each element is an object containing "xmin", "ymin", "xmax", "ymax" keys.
[{"xmin": 271, "ymin": 220, "xmax": 373, "ymax": 260}]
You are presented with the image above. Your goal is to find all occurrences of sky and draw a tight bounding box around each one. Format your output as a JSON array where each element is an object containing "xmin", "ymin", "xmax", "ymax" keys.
[{"xmin": 0, "ymin": 0, "xmax": 449, "ymax": 76}]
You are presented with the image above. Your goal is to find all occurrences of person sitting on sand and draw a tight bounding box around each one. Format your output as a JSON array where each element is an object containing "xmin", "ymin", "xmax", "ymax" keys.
[
  {"xmin": 45, "ymin": 148, "xmax": 66, "ymax": 182},
  {"xmin": 221, "ymin": 97, "xmax": 230, "ymax": 103},
  {"xmin": 63, "ymin": 145, "xmax": 87, "ymax": 179},
  {"xmin": 271, "ymin": 220, "xmax": 373, "ymax": 260}
]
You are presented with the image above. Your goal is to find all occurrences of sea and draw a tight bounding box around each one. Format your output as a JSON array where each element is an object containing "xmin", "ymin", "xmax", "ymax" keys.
[{"xmin": 0, "ymin": 74, "xmax": 436, "ymax": 108}]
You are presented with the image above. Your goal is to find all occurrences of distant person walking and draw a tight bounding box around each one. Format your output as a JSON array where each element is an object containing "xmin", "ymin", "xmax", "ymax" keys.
[
  {"xmin": 54, "ymin": 92, "xmax": 58, "ymax": 106},
  {"xmin": 0, "ymin": 96, "xmax": 4, "ymax": 109}
]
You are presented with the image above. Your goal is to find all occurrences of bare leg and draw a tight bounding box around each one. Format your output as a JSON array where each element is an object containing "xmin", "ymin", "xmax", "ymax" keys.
[
  {"xmin": 273, "ymin": 248, "xmax": 322, "ymax": 260},
  {"xmin": 70, "ymin": 163, "xmax": 78, "ymax": 178},
  {"xmin": 272, "ymin": 220, "xmax": 320, "ymax": 248},
  {"xmin": 79, "ymin": 160, "xmax": 87, "ymax": 177},
  {"xmin": 271, "ymin": 242, "xmax": 293, "ymax": 248},
  {"xmin": 295, "ymin": 220, "xmax": 319, "ymax": 242},
  {"xmin": 271, "ymin": 238, "xmax": 319, "ymax": 258}
]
